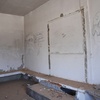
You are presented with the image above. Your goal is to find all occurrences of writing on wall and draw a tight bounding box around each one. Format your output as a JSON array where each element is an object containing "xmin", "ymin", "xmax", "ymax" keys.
[
  {"xmin": 26, "ymin": 32, "xmax": 44, "ymax": 55},
  {"xmin": 92, "ymin": 12, "xmax": 100, "ymax": 36}
]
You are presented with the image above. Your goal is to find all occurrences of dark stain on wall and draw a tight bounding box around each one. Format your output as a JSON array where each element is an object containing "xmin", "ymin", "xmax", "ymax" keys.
[
  {"xmin": 81, "ymin": 8, "xmax": 88, "ymax": 83},
  {"xmin": 47, "ymin": 24, "xmax": 51, "ymax": 71},
  {"xmin": 60, "ymin": 13, "xmax": 64, "ymax": 17}
]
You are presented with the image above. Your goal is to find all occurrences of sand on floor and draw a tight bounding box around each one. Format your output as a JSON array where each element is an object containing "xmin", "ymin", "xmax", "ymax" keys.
[{"xmin": 0, "ymin": 79, "xmax": 35, "ymax": 100}]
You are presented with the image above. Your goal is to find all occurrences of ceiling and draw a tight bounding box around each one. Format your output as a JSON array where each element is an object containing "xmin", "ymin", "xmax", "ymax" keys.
[{"xmin": 0, "ymin": 0, "xmax": 49, "ymax": 16}]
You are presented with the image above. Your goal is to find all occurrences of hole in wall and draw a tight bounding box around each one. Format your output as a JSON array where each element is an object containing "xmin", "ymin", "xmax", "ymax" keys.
[
  {"xmin": 60, "ymin": 87, "xmax": 76, "ymax": 96},
  {"xmin": 60, "ymin": 13, "xmax": 64, "ymax": 17}
]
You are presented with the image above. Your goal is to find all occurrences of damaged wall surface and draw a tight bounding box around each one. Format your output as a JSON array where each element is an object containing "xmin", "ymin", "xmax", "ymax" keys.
[
  {"xmin": 0, "ymin": 13, "xmax": 24, "ymax": 72},
  {"xmin": 24, "ymin": 0, "xmax": 100, "ymax": 84},
  {"xmin": 24, "ymin": 0, "xmax": 87, "ymax": 83},
  {"xmin": 49, "ymin": 11, "xmax": 85, "ymax": 82},
  {"xmin": 0, "ymin": 0, "xmax": 99, "ymax": 84}
]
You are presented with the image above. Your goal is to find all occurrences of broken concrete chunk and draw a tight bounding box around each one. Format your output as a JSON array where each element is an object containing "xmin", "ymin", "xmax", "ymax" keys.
[
  {"xmin": 86, "ymin": 84, "xmax": 100, "ymax": 100},
  {"xmin": 40, "ymin": 80, "xmax": 62, "ymax": 92},
  {"xmin": 26, "ymin": 83, "xmax": 74, "ymax": 100}
]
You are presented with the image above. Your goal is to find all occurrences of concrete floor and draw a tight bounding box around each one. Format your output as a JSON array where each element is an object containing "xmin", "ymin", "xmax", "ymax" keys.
[
  {"xmin": 0, "ymin": 70, "xmax": 95, "ymax": 100},
  {"xmin": 0, "ymin": 79, "xmax": 35, "ymax": 100},
  {"xmin": 22, "ymin": 69, "xmax": 94, "ymax": 90},
  {"xmin": 28, "ymin": 83, "xmax": 74, "ymax": 100}
]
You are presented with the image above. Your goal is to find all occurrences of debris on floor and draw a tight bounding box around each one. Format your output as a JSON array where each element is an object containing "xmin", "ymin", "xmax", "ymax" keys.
[
  {"xmin": 27, "ymin": 83, "xmax": 75, "ymax": 100},
  {"xmin": 86, "ymin": 84, "xmax": 100, "ymax": 100},
  {"xmin": 40, "ymin": 80, "xmax": 76, "ymax": 96},
  {"xmin": 0, "ymin": 79, "xmax": 35, "ymax": 100}
]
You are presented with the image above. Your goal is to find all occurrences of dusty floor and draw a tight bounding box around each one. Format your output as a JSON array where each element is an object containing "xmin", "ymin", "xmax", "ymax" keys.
[
  {"xmin": 0, "ymin": 69, "xmax": 94, "ymax": 90},
  {"xmin": 29, "ymin": 84, "xmax": 74, "ymax": 100},
  {"xmin": 22, "ymin": 69, "xmax": 94, "ymax": 90},
  {"xmin": 0, "ymin": 79, "xmax": 35, "ymax": 100}
]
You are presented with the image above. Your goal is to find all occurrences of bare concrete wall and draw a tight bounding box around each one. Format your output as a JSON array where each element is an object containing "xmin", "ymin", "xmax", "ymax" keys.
[
  {"xmin": 87, "ymin": 0, "xmax": 100, "ymax": 84},
  {"xmin": 0, "ymin": 13, "xmax": 24, "ymax": 72},
  {"xmin": 24, "ymin": 0, "xmax": 88, "ymax": 83},
  {"xmin": 24, "ymin": 0, "xmax": 100, "ymax": 84}
]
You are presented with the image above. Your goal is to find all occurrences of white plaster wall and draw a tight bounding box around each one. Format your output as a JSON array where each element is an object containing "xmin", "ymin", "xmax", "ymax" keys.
[
  {"xmin": 50, "ymin": 54, "xmax": 85, "ymax": 82},
  {"xmin": 49, "ymin": 11, "xmax": 86, "ymax": 82},
  {"xmin": 0, "ymin": 13, "xmax": 24, "ymax": 72},
  {"xmin": 24, "ymin": 0, "xmax": 88, "ymax": 82},
  {"xmin": 87, "ymin": 0, "xmax": 100, "ymax": 84},
  {"xmin": 25, "ymin": 0, "xmax": 100, "ymax": 84}
]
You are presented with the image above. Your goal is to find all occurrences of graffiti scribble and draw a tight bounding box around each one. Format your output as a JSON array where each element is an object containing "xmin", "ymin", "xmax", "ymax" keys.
[
  {"xmin": 26, "ymin": 32, "xmax": 44, "ymax": 55},
  {"xmin": 92, "ymin": 12, "xmax": 100, "ymax": 36}
]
